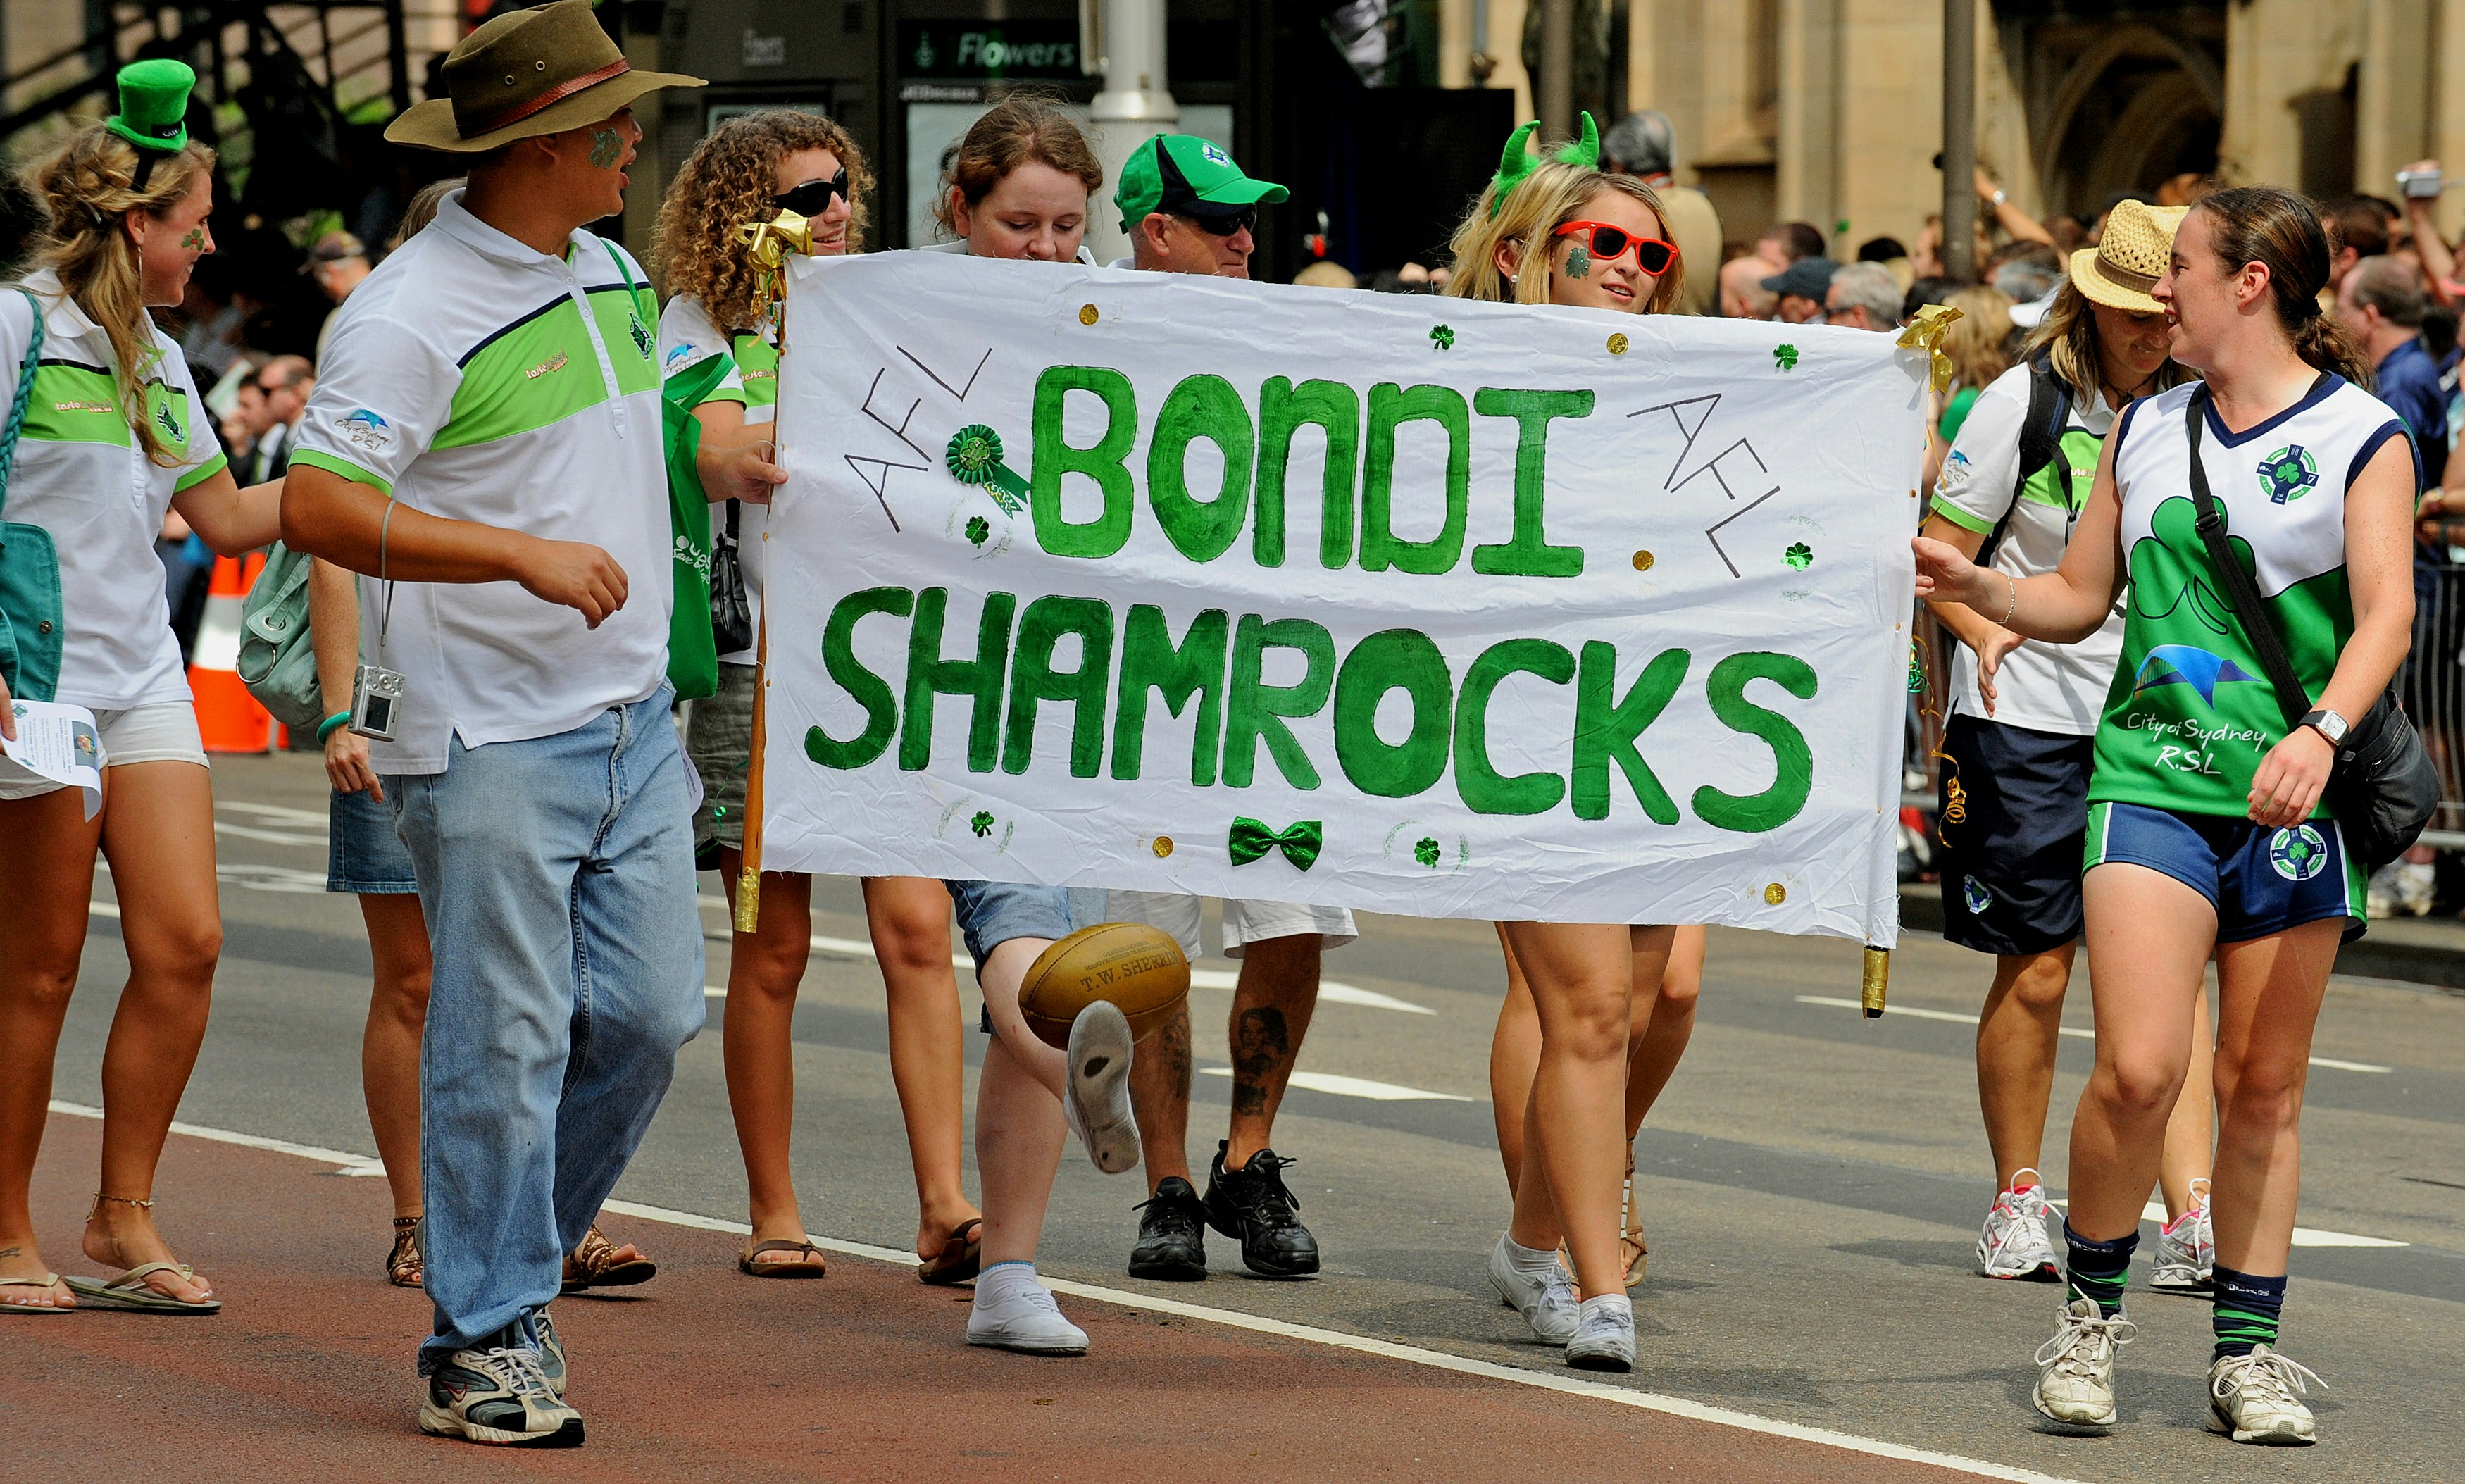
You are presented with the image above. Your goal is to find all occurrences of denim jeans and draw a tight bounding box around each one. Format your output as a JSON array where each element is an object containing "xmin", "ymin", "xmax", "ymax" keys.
[{"xmin": 387, "ymin": 687, "xmax": 704, "ymax": 1373}]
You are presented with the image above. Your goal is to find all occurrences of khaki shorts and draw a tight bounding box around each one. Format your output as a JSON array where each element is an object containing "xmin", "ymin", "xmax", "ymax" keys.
[
  {"xmin": 1106, "ymin": 890, "xmax": 1357, "ymax": 962},
  {"xmin": 685, "ymin": 662, "xmax": 756, "ymax": 851}
]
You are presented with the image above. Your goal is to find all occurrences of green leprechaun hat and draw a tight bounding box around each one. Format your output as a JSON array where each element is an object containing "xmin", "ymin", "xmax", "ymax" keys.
[{"xmin": 104, "ymin": 58, "xmax": 196, "ymax": 154}]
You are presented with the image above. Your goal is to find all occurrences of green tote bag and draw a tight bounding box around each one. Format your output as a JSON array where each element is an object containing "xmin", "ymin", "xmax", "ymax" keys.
[{"xmin": 0, "ymin": 287, "xmax": 64, "ymax": 702}]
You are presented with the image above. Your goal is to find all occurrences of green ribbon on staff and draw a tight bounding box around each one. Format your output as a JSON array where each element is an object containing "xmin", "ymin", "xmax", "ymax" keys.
[
  {"xmin": 1229, "ymin": 816, "xmax": 1323, "ymax": 872},
  {"xmin": 946, "ymin": 423, "xmax": 1029, "ymax": 515}
]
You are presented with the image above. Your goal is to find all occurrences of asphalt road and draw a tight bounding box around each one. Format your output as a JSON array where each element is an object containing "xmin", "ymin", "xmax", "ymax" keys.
[{"xmin": 30, "ymin": 750, "xmax": 2465, "ymax": 1482}]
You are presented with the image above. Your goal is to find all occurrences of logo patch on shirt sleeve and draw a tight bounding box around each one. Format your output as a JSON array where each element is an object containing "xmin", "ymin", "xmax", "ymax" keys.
[{"xmin": 338, "ymin": 408, "xmax": 393, "ymax": 452}]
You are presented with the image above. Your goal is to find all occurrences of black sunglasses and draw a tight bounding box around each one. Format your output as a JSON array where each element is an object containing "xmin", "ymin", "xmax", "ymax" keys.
[
  {"xmin": 770, "ymin": 168, "xmax": 849, "ymax": 218},
  {"xmin": 1184, "ymin": 206, "xmax": 1259, "ymax": 238}
]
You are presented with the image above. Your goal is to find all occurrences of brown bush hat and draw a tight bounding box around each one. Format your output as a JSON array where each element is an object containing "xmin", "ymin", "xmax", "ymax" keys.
[
  {"xmin": 385, "ymin": 1, "xmax": 702, "ymax": 154},
  {"xmin": 2069, "ymin": 200, "xmax": 2188, "ymax": 315}
]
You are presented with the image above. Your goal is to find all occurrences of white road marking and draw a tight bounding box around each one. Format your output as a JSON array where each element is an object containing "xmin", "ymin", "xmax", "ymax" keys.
[
  {"xmin": 1198, "ymin": 1066, "xmax": 1473, "ymax": 1102},
  {"xmin": 1796, "ymin": 995, "xmax": 2392, "ymax": 1073},
  {"xmin": 2035, "ymin": 1192, "xmax": 2411, "ymax": 1252},
  {"xmin": 49, "ymin": 1097, "xmax": 2094, "ymax": 1484},
  {"xmin": 698, "ymin": 897, "xmax": 1430, "ymax": 1014},
  {"xmin": 218, "ymin": 800, "xmax": 331, "ymax": 825}
]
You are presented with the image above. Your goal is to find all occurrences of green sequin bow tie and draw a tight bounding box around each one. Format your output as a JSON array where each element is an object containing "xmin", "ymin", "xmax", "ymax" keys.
[
  {"xmin": 1228, "ymin": 817, "xmax": 1323, "ymax": 872},
  {"xmin": 946, "ymin": 423, "xmax": 1028, "ymax": 515}
]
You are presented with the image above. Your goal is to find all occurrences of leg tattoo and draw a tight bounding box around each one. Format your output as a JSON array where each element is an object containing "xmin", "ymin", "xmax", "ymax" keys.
[{"xmin": 1229, "ymin": 1007, "xmax": 1290, "ymax": 1117}]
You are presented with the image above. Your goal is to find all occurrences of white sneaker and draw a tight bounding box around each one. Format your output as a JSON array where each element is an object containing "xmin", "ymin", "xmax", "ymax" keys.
[
  {"xmin": 1488, "ymin": 1234, "xmax": 1580, "ymax": 1346},
  {"xmin": 1565, "ymin": 1294, "xmax": 1635, "ymax": 1373},
  {"xmin": 1977, "ymin": 1171, "xmax": 2061, "ymax": 1281},
  {"xmin": 2366, "ymin": 862, "xmax": 2400, "ymax": 919},
  {"xmin": 2150, "ymin": 1183, "xmax": 2214, "ymax": 1293},
  {"xmin": 2207, "ymin": 1345, "xmax": 2322, "ymax": 1445},
  {"xmin": 967, "ymin": 1269, "xmax": 1089, "ymax": 1355},
  {"xmin": 1062, "ymin": 1001, "xmax": 1140, "ymax": 1174},
  {"xmin": 2032, "ymin": 1297, "xmax": 2135, "ymax": 1427}
]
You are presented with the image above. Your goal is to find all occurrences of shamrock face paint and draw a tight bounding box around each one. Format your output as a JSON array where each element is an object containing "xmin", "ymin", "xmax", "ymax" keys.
[
  {"xmin": 180, "ymin": 226, "xmax": 207, "ymax": 252},
  {"xmin": 589, "ymin": 128, "xmax": 624, "ymax": 170},
  {"xmin": 1565, "ymin": 243, "xmax": 1591, "ymax": 281}
]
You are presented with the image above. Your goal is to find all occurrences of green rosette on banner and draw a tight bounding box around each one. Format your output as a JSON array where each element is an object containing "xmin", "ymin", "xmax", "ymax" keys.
[{"xmin": 947, "ymin": 423, "xmax": 1029, "ymax": 516}]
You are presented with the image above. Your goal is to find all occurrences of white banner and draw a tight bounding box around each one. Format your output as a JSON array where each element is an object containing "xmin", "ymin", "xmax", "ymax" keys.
[{"xmin": 760, "ymin": 252, "xmax": 1926, "ymax": 944}]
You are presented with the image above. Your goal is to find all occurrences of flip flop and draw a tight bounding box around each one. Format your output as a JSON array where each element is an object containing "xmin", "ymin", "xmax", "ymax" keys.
[
  {"xmin": 737, "ymin": 1240, "xmax": 828, "ymax": 1279},
  {"xmin": 0, "ymin": 1272, "xmax": 71, "ymax": 1314},
  {"xmin": 63, "ymin": 1262, "xmax": 220, "ymax": 1314},
  {"xmin": 918, "ymin": 1218, "xmax": 983, "ymax": 1286}
]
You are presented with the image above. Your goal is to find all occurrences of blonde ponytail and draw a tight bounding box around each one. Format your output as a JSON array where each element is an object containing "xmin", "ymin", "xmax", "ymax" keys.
[{"xmin": 23, "ymin": 125, "xmax": 215, "ymax": 466}]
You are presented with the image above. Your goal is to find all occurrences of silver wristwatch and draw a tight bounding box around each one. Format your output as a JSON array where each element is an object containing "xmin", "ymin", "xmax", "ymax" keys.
[{"xmin": 2299, "ymin": 708, "xmax": 2349, "ymax": 747}]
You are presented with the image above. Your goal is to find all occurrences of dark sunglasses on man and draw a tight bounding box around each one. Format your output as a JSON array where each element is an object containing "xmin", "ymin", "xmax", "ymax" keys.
[
  {"xmin": 770, "ymin": 167, "xmax": 849, "ymax": 218},
  {"xmin": 1549, "ymin": 220, "xmax": 1678, "ymax": 275},
  {"xmin": 1182, "ymin": 205, "xmax": 1259, "ymax": 238}
]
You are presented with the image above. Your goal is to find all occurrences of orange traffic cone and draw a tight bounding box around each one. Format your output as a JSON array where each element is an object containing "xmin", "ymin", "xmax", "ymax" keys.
[{"xmin": 189, "ymin": 551, "xmax": 284, "ymax": 753}]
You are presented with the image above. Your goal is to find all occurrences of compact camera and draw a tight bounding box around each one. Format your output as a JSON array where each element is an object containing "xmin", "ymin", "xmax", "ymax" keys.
[
  {"xmin": 350, "ymin": 663, "xmax": 406, "ymax": 742},
  {"xmin": 2398, "ymin": 168, "xmax": 2445, "ymax": 199}
]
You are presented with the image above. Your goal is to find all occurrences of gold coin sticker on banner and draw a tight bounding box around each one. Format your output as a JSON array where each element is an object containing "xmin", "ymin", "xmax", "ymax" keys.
[
  {"xmin": 1631, "ymin": 550, "xmax": 1654, "ymax": 570},
  {"xmin": 1079, "ymin": 304, "xmax": 1099, "ymax": 325},
  {"xmin": 1764, "ymin": 882, "xmax": 1787, "ymax": 905},
  {"xmin": 1606, "ymin": 332, "xmax": 1628, "ymax": 355},
  {"xmin": 1152, "ymin": 835, "xmax": 1174, "ymax": 857}
]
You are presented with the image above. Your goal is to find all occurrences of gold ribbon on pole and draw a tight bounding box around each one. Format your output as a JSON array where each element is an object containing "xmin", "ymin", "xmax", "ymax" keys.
[
  {"xmin": 1894, "ymin": 304, "xmax": 1966, "ymax": 394},
  {"xmin": 733, "ymin": 208, "xmax": 816, "ymax": 351}
]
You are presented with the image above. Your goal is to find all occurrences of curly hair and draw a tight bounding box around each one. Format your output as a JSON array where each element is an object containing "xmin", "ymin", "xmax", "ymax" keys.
[
  {"xmin": 22, "ymin": 125, "xmax": 216, "ymax": 466},
  {"xmin": 653, "ymin": 110, "xmax": 871, "ymax": 334},
  {"xmin": 930, "ymin": 92, "xmax": 1103, "ymax": 239},
  {"xmin": 1443, "ymin": 159, "xmax": 1684, "ymax": 314}
]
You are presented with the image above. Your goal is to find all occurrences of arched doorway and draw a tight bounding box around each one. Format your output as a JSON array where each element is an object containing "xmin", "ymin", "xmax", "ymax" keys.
[{"xmin": 2032, "ymin": 19, "xmax": 2225, "ymax": 216}]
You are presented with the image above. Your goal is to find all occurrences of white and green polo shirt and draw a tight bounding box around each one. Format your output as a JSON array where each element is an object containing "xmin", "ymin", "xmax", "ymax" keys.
[
  {"xmin": 659, "ymin": 293, "xmax": 766, "ymax": 666},
  {"xmin": 0, "ymin": 268, "xmax": 227, "ymax": 710},
  {"xmin": 1930, "ymin": 362, "xmax": 2123, "ymax": 736},
  {"xmin": 290, "ymin": 191, "xmax": 671, "ymax": 775},
  {"xmin": 2092, "ymin": 375, "xmax": 2413, "ymax": 818}
]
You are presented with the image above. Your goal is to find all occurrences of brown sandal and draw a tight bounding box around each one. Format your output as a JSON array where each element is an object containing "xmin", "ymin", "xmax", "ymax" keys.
[
  {"xmin": 737, "ymin": 1239, "xmax": 828, "ymax": 1278},
  {"xmin": 386, "ymin": 1216, "xmax": 423, "ymax": 1289},
  {"xmin": 563, "ymin": 1226, "xmax": 657, "ymax": 1294},
  {"xmin": 1620, "ymin": 1159, "xmax": 1649, "ymax": 1288},
  {"xmin": 918, "ymin": 1218, "xmax": 982, "ymax": 1285}
]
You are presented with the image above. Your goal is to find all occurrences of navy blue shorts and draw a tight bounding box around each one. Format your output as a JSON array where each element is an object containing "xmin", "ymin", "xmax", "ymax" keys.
[
  {"xmin": 2084, "ymin": 801, "xmax": 2367, "ymax": 943},
  {"xmin": 1935, "ymin": 716, "xmax": 2093, "ymax": 956}
]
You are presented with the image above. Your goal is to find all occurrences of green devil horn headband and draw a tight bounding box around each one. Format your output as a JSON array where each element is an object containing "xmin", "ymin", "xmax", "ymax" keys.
[{"xmin": 1487, "ymin": 111, "xmax": 1602, "ymax": 217}]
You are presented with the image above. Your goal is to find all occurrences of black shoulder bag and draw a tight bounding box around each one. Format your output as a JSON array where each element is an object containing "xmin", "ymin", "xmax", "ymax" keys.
[
  {"xmin": 709, "ymin": 499, "xmax": 754, "ymax": 657},
  {"xmin": 2182, "ymin": 386, "xmax": 2439, "ymax": 869}
]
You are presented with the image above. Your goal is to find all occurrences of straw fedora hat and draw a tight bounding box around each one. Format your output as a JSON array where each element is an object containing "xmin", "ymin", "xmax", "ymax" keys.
[
  {"xmin": 385, "ymin": 0, "xmax": 702, "ymax": 154},
  {"xmin": 2069, "ymin": 200, "xmax": 2189, "ymax": 315}
]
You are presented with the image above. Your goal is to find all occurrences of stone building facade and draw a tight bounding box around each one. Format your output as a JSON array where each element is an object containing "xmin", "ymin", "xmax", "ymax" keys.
[{"xmin": 1437, "ymin": 0, "xmax": 2465, "ymax": 257}]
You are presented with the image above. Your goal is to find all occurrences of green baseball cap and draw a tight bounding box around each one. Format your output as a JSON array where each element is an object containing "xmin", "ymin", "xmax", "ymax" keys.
[
  {"xmin": 105, "ymin": 59, "xmax": 196, "ymax": 154},
  {"xmin": 1114, "ymin": 134, "xmax": 1287, "ymax": 234}
]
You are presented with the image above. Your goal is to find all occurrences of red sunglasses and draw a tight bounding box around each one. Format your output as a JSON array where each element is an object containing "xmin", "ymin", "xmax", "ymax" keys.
[{"xmin": 1550, "ymin": 220, "xmax": 1678, "ymax": 275}]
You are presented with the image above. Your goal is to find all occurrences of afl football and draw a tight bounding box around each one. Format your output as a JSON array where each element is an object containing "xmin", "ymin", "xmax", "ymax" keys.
[{"xmin": 1018, "ymin": 922, "xmax": 1190, "ymax": 1049}]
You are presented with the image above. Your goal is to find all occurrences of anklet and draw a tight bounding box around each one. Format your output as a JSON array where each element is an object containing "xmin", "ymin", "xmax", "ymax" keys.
[{"xmin": 91, "ymin": 1192, "xmax": 154, "ymax": 1210}]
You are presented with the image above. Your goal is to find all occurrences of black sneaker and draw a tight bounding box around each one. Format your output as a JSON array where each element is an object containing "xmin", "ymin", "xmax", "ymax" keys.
[
  {"xmin": 1128, "ymin": 1176, "xmax": 1208, "ymax": 1280},
  {"xmin": 1204, "ymin": 1142, "xmax": 1319, "ymax": 1278}
]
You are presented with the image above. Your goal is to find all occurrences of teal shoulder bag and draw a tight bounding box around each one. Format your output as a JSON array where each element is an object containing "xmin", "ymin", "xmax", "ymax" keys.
[
  {"xmin": 0, "ymin": 287, "xmax": 64, "ymax": 702},
  {"xmin": 237, "ymin": 541, "xmax": 325, "ymax": 727}
]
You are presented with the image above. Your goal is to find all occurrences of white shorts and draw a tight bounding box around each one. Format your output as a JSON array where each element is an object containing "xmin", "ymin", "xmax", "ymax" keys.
[
  {"xmin": 1106, "ymin": 890, "xmax": 1357, "ymax": 962},
  {"xmin": 0, "ymin": 700, "xmax": 206, "ymax": 801}
]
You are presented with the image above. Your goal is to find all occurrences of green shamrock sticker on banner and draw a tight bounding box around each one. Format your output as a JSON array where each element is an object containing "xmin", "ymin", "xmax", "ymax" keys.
[
  {"xmin": 1430, "ymin": 325, "xmax": 1455, "ymax": 350},
  {"xmin": 946, "ymin": 423, "xmax": 1030, "ymax": 516},
  {"xmin": 1773, "ymin": 344, "xmax": 1799, "ymax": 371},
  {"xmin": 1785, "ymin": 542, "xmax": 1813, "ymax": 570},
  {"xmin": 970, "ymin": 810, "xmax": 995, "ymax": 837},
  {"xmin": 964, "ymin": 514, "xmax": 990, "ymax": 548},
  {"xmin": 1414, "ymin": 836, "xmax": 1442, "ymax": 868}
]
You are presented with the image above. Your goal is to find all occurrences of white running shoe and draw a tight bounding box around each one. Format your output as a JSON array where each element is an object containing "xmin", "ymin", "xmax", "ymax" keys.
[
  {"xmin": 1566, "ymin": 1294, "xmax": 1636, "ymax": 1373},
  {"xmin": 2150, "ymin": 1183, "xmax": 2214, "ymax": 1293},
  {"xmin": 2032, "ymin": 1297, "xmax": 2136, "ymax": 1427},
  {"xmin": 1488, "ymin": 1234, "xmax": 1580, "ymax": 1346},
  {"xmin": 2207, "ymin": 1345, "xmax": 2322, "ymax": 1445},
  {"xmin": 1977, "ymin": 1171, "xmax": 2061, "ymax": 1281},
  {"xmin": 967, "ymin": 1272, "xmax": 1090, "ymax": 1355},
  {"xmin": 1062, "ymin": 1001, "xmax": 1141, "ymax": 1174},
  {"xmin": 2395, "ymin": 859, "xmax": 2437, "ymax": 917}
]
